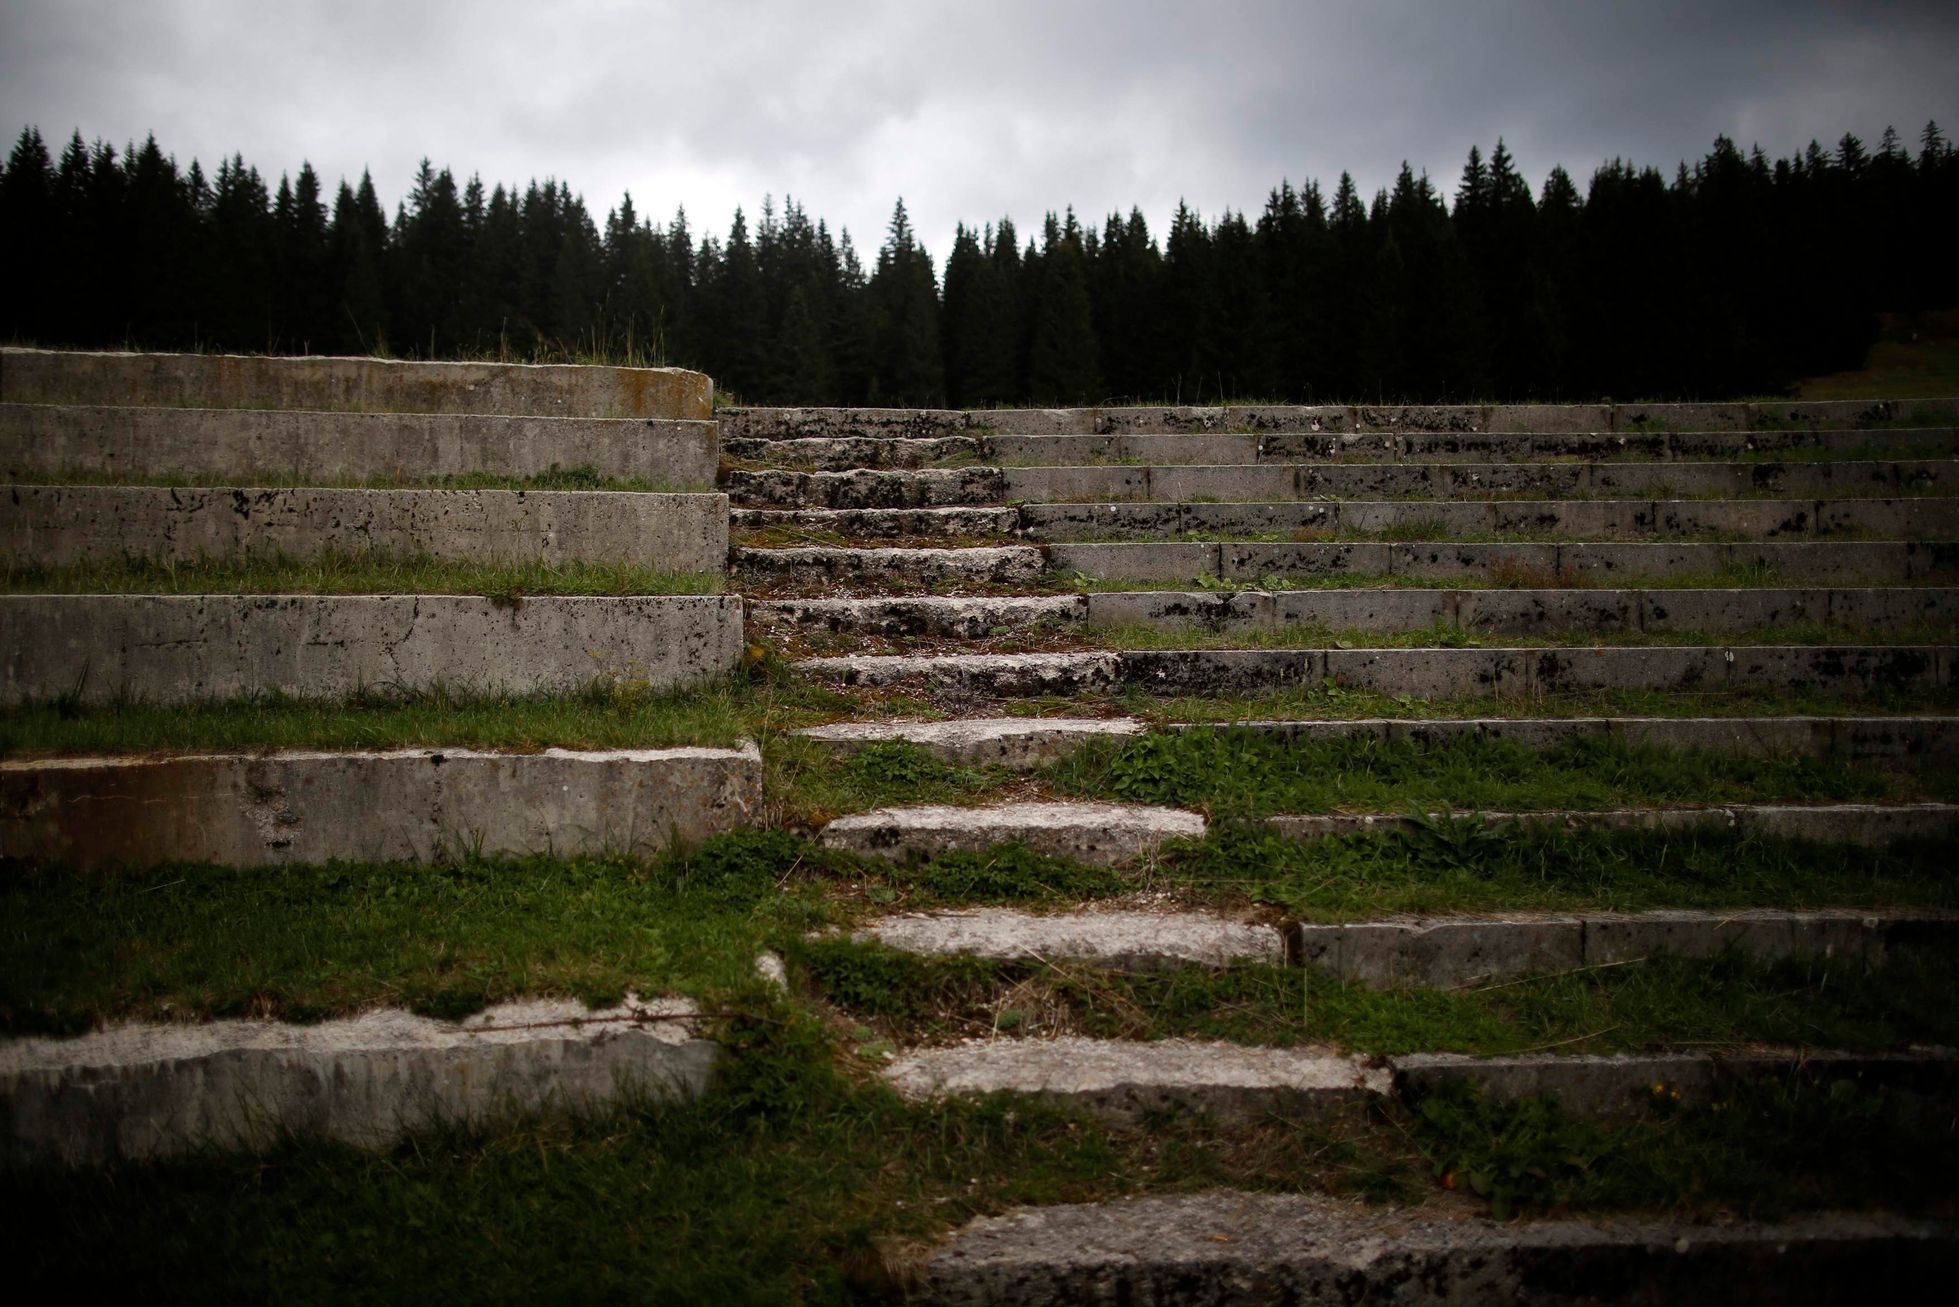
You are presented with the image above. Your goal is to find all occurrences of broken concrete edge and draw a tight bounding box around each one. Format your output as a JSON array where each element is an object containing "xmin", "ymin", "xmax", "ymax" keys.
[
  {"xmin": 0, "ymin": 742, "xmax": 763, "ymax": 869},
  {"xmin": 853, "ymin": 906, "xmax": 1285, "ymax": 970},
  {"xmin": 0, "ymin": 994, "xmax": 718, "ymax": 1167},
  {"xmin": 0, "ymin": 403, "xmax": 722, "ymax": 489},
  {"xmin": 910, "ymin": 1190, "xmax": 1956, "ymax": 1306},
  {"xmin": 0, "ymin": 592, "xmax": 746, "ymax": 704},
  {"xmin": 1268, "ymin": 802, "xmax": 1959, "ymax": 845},
  {"xmin": 0, "ymin": 348, "xmax": 712, "ymax": 420},
  {"xmin": 0, "ymin": 485, "xmax": 732, "ymax": 572}
]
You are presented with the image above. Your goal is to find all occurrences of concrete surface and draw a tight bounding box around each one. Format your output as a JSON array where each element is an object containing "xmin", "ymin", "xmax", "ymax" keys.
[{"xmin": 821, "ymin": 800, "xmax": 1204, "ymax": 865}]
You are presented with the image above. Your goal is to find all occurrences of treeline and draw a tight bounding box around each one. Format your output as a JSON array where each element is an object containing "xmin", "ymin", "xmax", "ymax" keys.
[{"xmin": 3, "ymin": 123, "xmax": 1955, "ymax": 403}]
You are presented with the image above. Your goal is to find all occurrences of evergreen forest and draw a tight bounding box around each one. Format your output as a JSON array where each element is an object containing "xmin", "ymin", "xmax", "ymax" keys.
[{"xmin": 3, "ymin": 123, "xmax": 1955, "ymax": 404}]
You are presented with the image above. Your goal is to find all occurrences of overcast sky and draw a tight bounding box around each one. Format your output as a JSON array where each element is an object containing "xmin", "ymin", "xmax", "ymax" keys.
[{"xmin": 4, "ymin": 1, "xmax": 1955, "ymax": 260}]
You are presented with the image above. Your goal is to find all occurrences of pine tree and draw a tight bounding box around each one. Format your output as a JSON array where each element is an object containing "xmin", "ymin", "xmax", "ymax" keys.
[{"xmin": 866, "ymin": 200, "xmax": 942, "ymax": 405}]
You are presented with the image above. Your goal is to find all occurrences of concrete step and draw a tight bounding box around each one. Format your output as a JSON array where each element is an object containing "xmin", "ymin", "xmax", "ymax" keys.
[
  {"xmin": 0, "ymin": 403, "xmax": 719, "ymax": 488},
  {"xmin": 1003, "ymin": 459, "xmax": 1954, "ymax": 503},
  {"xmin": 0, "ymin": 347, "xmax": 711, "ymax": 419},
  {"xmin": 1023, "ymin": 497, "xmax": 1959, "ymax": 542},
  {"xmin": 911, "ymin": 1191, "xmax": 1953, "ymax": 1304},
  {"xmin": 0, "ymin": 996, "xmax": 714, "ymax": 1167},
  {"xmin": 798, "ymin": 714, "xmax": 1958, "ymax": 769},
  {"xmin": 1294, "ymin": 907, "xmax": 1958, "ymax": 988},
  {"xmin": 753, "ymin": 588, "xmax": 1957, "ymax": 640},
  {"xmin": 0, "ymin": 485, "xmax": 729, "ymax": 570},
  {"xmin": 722, "ymin": 434, "xmax": 979, "ymax": 469},
  {"xmin": 882, "ymin": 1036, "xmax": 1388, "ymax": 1122},
  {"xmin": 821, "ymin": 801, "xmax": 1205, "ymax": 866},
  {"xmin": 733, "ymin": 545, "xmax": 1045, "ymax": 588},
  {"xmin": 794, "ymin": 645, "xmax": 1954, "ymax": 699},
  {"xmin": 853, "ymin": 906, "xmax": 1954, "ymax": 983},
  {"xmin": 1053, "ymin": 538, "xmax": 1958, "ymax": 583},
  {"xmin": 0, "ymin": 743, "xmax": 760, "ymax": 868},
  {"xmin": 0, "ymin": 593, "xmax": 744, "ymax": 703},
  {"xmin": 725, "ymin": 467, "xmax": 1004, "ymax": 508},
  {"xmin": 987, "ymin": 426, "xmax": 1959, "ymax": 465},
  {"xmin": 720, "ymin": 398, "xmax": 1959, "ymax": 438},
  {"xmin": 855, "ymin": 907, "xmax": 1284, "ymax": 970},
  {"xmin": 751, "ymin": 595, "xmax": 1083, "ymax": 640},
  {"xmin": 795, "ymin": 717, "xmax": 1145, "ymax": 768},
  {"xmin": 1273, "ymin": 803, "xmax": 1959, "ymax": 848},
  {"xmin": 731, "ymin": 506, "xmax": 1019, "ymax": 539},
  {"xmin": 728, "ymin": 463, "xmax": 1954, "ymax": 510}
]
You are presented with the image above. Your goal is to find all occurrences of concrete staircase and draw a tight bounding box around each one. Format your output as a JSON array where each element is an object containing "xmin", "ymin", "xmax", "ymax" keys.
[{"xmin": 725, "ymin": 399, "xmax": 1959, "ymax": 1297}]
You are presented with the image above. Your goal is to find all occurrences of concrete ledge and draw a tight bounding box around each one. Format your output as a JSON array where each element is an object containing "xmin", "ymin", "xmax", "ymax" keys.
[
  {"xmin": 723, "ymin": 435, "xmax": 980, "ymax": 470},
  {"xmin": 1392, "ymin": 1049, "xmax": 1959, "ymax": 1117},
  {"xmin": 1293, "ymin": 908, "xmax": 1957, "ymax": 988},
  {"xmin": 717, "ymin": 407, "xmax": 967, "ymax": 440},
  {"xmin": 857, "ymin": 908, "xmax": 1284, "ymax": 970},
  {"xmin": 729, "ymin": 506, "xmax": 1020, "ymax": 538},
  {"xmin": 1270, "ymin": 803, "xmax": 1959, "ymax": 848},
  {"xmin": 796, "ymin": 647, "xmax": 1954, "ymax": 700},
  {"xmin": 0, "ymin": 404, "xmax": 719, "ymax": 487},
  {"xmin": 0, "ymin": 744, "xmax": 760, "ymax": 868},
  {"xmin": 0, "ymin": 485, "xmax": 729, "ymax": 570},
  {"xmin": 915, "ymin": 1191, "xmax": 1953, "ymax": 1305},
  {"xmin": 883, "ymin": 1037, "xmax": 1387, "ymax": 1122},
  {"xmin": 0, "ymin": 348, "xmax": 710, "ymax": 419},
  {"xmin": 0, "ymin": 593, "xmax": 743, "ymax": 702},
  {"xmin": 1172, "ymin": 715, "xmax": 1959, "ymax": 762},
  {"xmin": 0, "ymin": 996, "xmax": 714, "ymax": 1166},
  {"xmin": 821, "ymin": 801, "xmax": 1204, "ymax": 866},
  {"xmin": 751, "ymin": 596, "xmax": 1083, "ymax": 640},
  {"xmin": 794, "ymin": 717, "xmax": 1144, "ymax": 768},
  {"xmin": 733, "ymin": 546, "xmax": 1043, "ymax": 586},
  {"xmin": 726, "ymin": 468, "xmax": 1004, "ymax": 508}
]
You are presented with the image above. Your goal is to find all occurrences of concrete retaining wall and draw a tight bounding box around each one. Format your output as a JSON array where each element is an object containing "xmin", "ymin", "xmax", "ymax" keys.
[
  {"xmin": 0, "ymin": 485, "xmax": 729, "ymax": 571},
  {"xmin": 0, "ymin": 403, "xmax": 718, "ymax": 487},
  {"xmin": 0, "ymin": 593, "xmax": 743, "ymax": 703},
  {"xmin": 1, "ymin": 743, "xmax": 761, "ymax": 868},
  {"xmin": 0, "ymin": 348, "xmax": 711, "ymax": 419},
  {"xmin": 0, "ymin": 997, "xmax": 715, "ymax": 1166}
]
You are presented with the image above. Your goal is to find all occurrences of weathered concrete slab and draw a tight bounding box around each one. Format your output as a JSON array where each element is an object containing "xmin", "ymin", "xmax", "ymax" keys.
[
  {"xmin": 1222, "ymin": 541, "xmax": 1393, "ymax": 580},
  {"xmin": 722, "ymin": 435, "xmax": 978, "ymax": 470},
  {"xmin": 0, "ymin": 593, "xmax": 743, "ymax": 702},
  {"xmin": 795, "ymin": 717, "xmax": 1142, "ymax": 768},
  {"xmin": 1392, "ymin": 1049, "xmax": 1959, "ymax": 1117},
  {"xmin": 733, "ymin": 545, "xmax": 1043, "ymax": 586},
  {"xmin": 915, "ymin": 1191, "xmax": 1955, "ymax": 1305},
  {"xmin": 0, "ymin": 996, "xmax": 714, "ymax": 1166},
  {"xmin": 715, "ymin": 407, "xmax": 968, "ymax": 440},
  {"xmin": 1291, "ymin": 909, "xmax": 1956, "ymax": 988},
  {"xmin": 0, "ymin": 404, "xmax": 720, "ymax": 487},
  {"xmin": 751, "ymin": 595, "xmax": 1082, "ymax": 640},
  {"xmin": 725, "ymin": 467, "xmax": 1005, "ymax": 509},
  {"xmin": 0, "ymin": 744, "xmax": 761, "ymax": 868},
  {"xmin": 0, "ymin": 485, "xmax": 729, "ymax": 571},
  {"xmin": 0, "ymin": 348, "xmax": 710, "ymax": 419},
  {"xmin": 883, "ymin": 1037, "xmax": 1387, "ymax": 1122},
  {"xmin": 729, "ymin": 506, "xmax": 1020, "ymax": 538},
  {"xmin": 797, "ymin": 651, "xmax": 1121, "ymax": 695},
  {"xmin": 821, "ymin": 801, "xmax": 1203, "ymax": 865},
  {"xmin": 1084, "ymin": 590, "xmax": 1274, "ymax": 631},
  {"xmin": 857, "ymin": 908, "xmax": 1283, "ymax": 970}
]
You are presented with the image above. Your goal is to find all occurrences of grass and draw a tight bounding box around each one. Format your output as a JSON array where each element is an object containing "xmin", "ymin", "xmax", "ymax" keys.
[
  {"xmin": 10, "ymin": 820, "xmax": 1954, "ymax": 1038},
  {"xmin": 0, "ymin": 552, "xmax": 724, "ymax": 598},
  {"xmin": 1045, "ymin": 726, "xmax": 1955, "ymax": 818},
  {"xmin": 800, "ymin": 938, "xmax": 1959, "ymax": 1058},
  {"xmin": 1797, "ymin": 310, "xmax": 1959, "ymax": 401}
]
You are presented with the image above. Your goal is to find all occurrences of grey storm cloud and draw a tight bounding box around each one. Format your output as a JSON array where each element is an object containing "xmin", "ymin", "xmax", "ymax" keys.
[{"xmin": 3, "ymin": 0, "xmax": 1955, "ymax": 259}]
